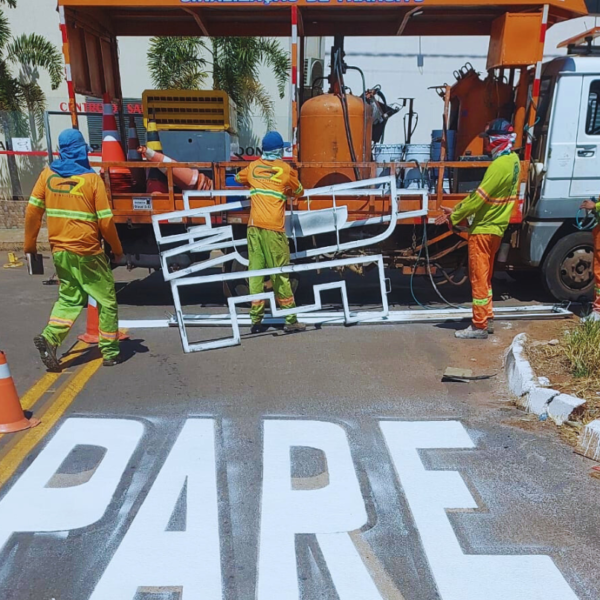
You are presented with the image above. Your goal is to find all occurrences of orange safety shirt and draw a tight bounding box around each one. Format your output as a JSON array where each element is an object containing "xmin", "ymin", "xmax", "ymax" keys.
[
  {"xmin": 24, "ymin": 167, "xmax": 123, "ymax": 257},
  {"xmin": 235, "ymin": 158, "xmax": 304, "ymax": 233}
]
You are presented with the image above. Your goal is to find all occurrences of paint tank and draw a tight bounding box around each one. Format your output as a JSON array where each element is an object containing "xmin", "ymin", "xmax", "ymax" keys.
[
  {"xmin": 300, "ymin": 93, "xmax": 373, "ymax": 189},
  {"xmin": 450, "ymin": 71, "xmax": 513, "ymax": 158}
]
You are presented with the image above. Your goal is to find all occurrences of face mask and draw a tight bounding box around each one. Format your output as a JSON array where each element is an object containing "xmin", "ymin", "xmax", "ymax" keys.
[
  {"xmin": 487, "ymin": 133, "xmax": 516, "ymax": 159},
  {"xmin": 262, "ymin": 149, "xmax": 284, "ymax": 161}
]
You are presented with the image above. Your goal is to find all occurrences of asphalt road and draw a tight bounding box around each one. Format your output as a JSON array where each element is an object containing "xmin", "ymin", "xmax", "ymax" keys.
[{"xmin": 0, "ymin": 259, "xmax": 598, "ymax": 600}]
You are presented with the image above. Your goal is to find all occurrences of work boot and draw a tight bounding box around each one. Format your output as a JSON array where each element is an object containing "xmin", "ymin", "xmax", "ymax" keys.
[
  {"xmin": 103, "ymin": 354, "xmax": 123, "ymax": 367},
  {"xmin": 454, "ymin": 325, "xmax": 488, "ymax": 340},
  {"xmin": 487, "ymin": 319, "xmax": 494, "ymax": 335},
  {"xmin": 34, "ymin": 335, "xmax": 61, "ymax": 372},
  {"xmin": 284, "ymin": 321, "xmax": 307, "ymax": 333},
  {"xmin": 251, "ymin": 322, "xmax": 268, "ymax": 334}
]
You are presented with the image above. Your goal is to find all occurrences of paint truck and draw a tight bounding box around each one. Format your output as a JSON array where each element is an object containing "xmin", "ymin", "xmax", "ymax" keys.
[{"xmin": 56, "ymin": 0, "xmax": 598, "ymax": 302}]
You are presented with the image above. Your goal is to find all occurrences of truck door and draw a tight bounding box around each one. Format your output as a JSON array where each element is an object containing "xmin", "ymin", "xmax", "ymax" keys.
[
  {"xmin": 570, "ymin": 76, "xmax": 600, "ymax": 198},
  {"xmin": 543, "ymin": 74, "xmax": 582, "ymax": 200}
]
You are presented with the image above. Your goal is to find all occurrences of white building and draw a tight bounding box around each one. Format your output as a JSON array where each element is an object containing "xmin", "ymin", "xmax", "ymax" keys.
[{"xmin": 1, "ymin": 0, "xmax": 598, "ymax": 198}]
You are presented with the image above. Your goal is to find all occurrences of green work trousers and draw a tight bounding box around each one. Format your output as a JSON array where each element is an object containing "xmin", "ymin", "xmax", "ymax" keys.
[
  {"xmin": 43, "ymin": 250, "xmax": 120, "ymax": 360},
  {"xmin": 247, "ymin": 226, "xmax": 298, "ymax": 325}
]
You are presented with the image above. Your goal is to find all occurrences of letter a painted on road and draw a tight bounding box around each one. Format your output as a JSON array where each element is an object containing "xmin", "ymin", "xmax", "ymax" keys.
[{"xmin": 90, "ymin": 419, "xmax": 222, "ymax": 600}]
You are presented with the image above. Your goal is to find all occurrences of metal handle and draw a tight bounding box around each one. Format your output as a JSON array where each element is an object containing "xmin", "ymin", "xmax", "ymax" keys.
[{"xmin": 577, "ymin": 148, "xmax": 595, "ymax": 157}]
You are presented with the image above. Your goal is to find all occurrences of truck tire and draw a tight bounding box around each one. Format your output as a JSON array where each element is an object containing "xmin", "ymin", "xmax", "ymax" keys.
[{"xmin": 541, "ymin": 231, "xmax": 594, "ymax": 302}]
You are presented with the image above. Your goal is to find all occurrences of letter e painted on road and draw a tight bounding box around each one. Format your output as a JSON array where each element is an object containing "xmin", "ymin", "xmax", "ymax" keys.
[
  {"xmin": 380, "ymin": 420, "xmax": 579, "ymax": 600},
  {"xmin": 90, "ymin": 419, "xmax": 222, "ymax": 600},
  {"xmin": 0, "ymin": 418, "xmax": 144, "ymax": 553},
  {"xmin": 258, "ymin": 419, "xmax": 385, "ymax": 600}
]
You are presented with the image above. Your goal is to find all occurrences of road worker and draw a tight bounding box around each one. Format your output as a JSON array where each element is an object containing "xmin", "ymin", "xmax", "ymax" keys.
[
  {"xmin": 579, "ymin": 195, "xmax": 600, "ymax": 320},
  {"xmin": 235, "ymin": 131, "xmax": 306, "ymax": 334},
  {"xmin": 436, "ymin": 118, "xmax": 521, "ymax": 339},
  {"xmin": 24, "ymin": 128, "xmax": 124, "ymax": 370}
]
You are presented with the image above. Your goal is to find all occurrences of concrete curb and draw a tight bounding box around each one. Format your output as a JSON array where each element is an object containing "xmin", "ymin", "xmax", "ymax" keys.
[
  {"xmin": 577, "ymin": 420, "xmax": 600, "ymax": 461},
  {"xmin": 504, "ymin": 333, "xmax": 586, "ymax": 426}
]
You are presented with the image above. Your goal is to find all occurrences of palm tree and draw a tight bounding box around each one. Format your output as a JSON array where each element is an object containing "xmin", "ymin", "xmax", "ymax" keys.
[
  {"xmin": 0, "ymin": 0, "xmax": 63, "ymax": 199},
  {"xmin": 148, "ymin": 36, "xmax": 289, "ymax": 133}
]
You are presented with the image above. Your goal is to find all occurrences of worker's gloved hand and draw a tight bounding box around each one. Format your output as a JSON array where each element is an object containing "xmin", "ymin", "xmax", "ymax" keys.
[
  {"xmin": 580, "ymin": 199, "xmax": 596, "ymax": 211},
  {"xmin": 435, "ymin": 206, "xmax": 453, "ymax": 226}
]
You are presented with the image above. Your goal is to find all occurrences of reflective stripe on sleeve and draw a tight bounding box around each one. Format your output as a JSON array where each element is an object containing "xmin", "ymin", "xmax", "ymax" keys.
[
  {"xmin": 96, "ymin": 208, "xmax": 113, "ymax": 219},
  {"xmin": 28, "ymin": 196, "xmax": 45, "ymax": 209}
]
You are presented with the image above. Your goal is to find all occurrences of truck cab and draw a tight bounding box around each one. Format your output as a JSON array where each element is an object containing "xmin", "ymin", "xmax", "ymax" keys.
[{"xmin": 523, "ymin": 54, "xmax": 600, "ymax": 300}]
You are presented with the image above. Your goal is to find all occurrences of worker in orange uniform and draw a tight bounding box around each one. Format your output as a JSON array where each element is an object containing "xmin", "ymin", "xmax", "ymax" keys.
[
  {"xmin": 580, "ymin": 195, "xmax": 600, "ymax": 320},
  {"xmin": 436, "ymin": 119, "xmax": 521, "ymax": 339},
  {"xmin": 235, "ymin": 131, "xmax": 306, "ymax": 334},
  {"xmin": 24, "ymin": 129, "xmax": 124, "ymax": 370}
]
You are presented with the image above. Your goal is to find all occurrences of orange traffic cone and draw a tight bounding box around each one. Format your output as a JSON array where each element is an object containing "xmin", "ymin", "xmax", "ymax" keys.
[
  {"xmin": 78, "ymin": 297, "xmax": 129, "ymax": 344},
  {"xmin": 0, "ymin": 351, "xmax": 40, "ymax": 434},
  {"xmin": 127, "ymin": 115, "xmax": 146, "ymax": 192},
  {"xmin": 139, "ymin": 146, "xmax": 212, "ymax": 191},
  {"xmin": 145, "ymin": 111, "xmax": 168, "ymax": 194},
  {"xmin": 102, "ymin": 94, "xmax": 133, "ymax": 193}
]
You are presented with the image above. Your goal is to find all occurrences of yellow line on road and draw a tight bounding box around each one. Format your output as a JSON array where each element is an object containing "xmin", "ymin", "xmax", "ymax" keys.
[
  {"xmin": 19, "ymin": 341, "xmax": 89, "ymax": 411},
  {"xmin": 0, "ymin": 354, "xmax": 103, "ymax": 489}
]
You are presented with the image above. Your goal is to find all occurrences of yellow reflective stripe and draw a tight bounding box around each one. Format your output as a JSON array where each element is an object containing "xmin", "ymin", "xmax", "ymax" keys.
[
  {"xmin": 28, "ymin": 196, "xmax": 45, "ymax": 209},
  {"xmin": 96, "ymin": 208, "xmax": 113, "ymax": 219},
  {"xmin": 99, "ymin": 329, "xmax": 119, "ymax": 340},
  {"xmin": 277, "ymin": 296, "xmax": 295, "ymax": 307},
  {"xmin": 488, "ymin": 289, "xmax": 493, "ymax": 298},
  {"xmin": 251, "ymin": 300, "xmax": 265, "ymax": 306},
  {"xmin": 49, "ymin": 316, "xmax": 74, "ymax": 326},
  {"xmin": 472, "ymin": 297, "xmax": 491, "ymax": 306},
  {"xmin": 294, "ymin": 184, "xmax": 303, "ymax": 195},
  {"xmin": 46, "ymin": 208, "xmax": 97, "ymax": 222},
  {"xmin": 250, "ymin": 189, "xmax": 287, "ymax": 201}
]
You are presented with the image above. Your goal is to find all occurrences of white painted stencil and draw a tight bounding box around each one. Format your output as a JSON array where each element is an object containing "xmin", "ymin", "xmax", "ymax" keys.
[
  {"xmin": 257, "ymin": 419, "xmax": 384, "ymax": 600},
  {"xmin": 0, "ymin": 418, "xmax": 144, "ymax": 553},
  {"xmin": 90, "ymin": 419, "xmax": 222, "ymax": 600},
  {"xmin": 379, "ymin": 420, "xmax": 579, "ymax": 600}
]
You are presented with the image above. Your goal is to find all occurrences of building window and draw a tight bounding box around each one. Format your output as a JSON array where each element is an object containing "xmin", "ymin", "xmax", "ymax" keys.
[{"xmin": 586, "ymin": 81, "xmax": 600, "ymax": 135}]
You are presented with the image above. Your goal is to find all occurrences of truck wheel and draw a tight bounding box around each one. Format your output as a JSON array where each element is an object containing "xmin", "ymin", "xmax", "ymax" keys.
[{"xmin": 541, "ymin": 231, "xmax": 594, "ymax": 302}]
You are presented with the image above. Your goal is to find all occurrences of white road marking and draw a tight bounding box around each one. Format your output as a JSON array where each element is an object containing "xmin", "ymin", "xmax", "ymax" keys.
[
  {"xmin": 90, "ymin": 419, "xmax": 221, "ymax": 599},
  {"xmin": 0, "ymin": 419, "xmax": 143, "ymax": 552},
  {"xmin": 380, "ymin": 420, "xmax": 579, "ymax": 600},
  {"xmin": 258, "ymin": 419, "xmax": 384, "ymax": 599}
]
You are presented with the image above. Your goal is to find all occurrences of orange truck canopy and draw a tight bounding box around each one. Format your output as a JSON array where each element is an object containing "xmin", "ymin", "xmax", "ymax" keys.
[{"xmin": 59, "ymin": 0, "xmax": 586, "ymax": 38}]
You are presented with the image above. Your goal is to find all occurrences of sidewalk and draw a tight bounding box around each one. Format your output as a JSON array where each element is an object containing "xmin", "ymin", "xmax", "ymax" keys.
[{"xmin": 0, "ymin": 228, "xmax": 49, "ymax": 252}]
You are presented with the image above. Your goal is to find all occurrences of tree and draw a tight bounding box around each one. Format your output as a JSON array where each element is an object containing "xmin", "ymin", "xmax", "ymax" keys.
[
  {"xmin": 148, "ymin": 36, "xmax": 289, "ymax": 134},
  {"xmin": 0, "ymin": 0, "xmax": 63, "ymax": 199}
]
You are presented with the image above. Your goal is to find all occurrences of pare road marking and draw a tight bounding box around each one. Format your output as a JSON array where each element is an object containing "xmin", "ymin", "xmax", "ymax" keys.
[{"xmin": 0, "ymin": 418, "xmax": 579, "ymax": 600}]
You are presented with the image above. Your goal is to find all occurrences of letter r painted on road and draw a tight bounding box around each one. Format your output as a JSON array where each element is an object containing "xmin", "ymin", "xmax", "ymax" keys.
[
  {"xmin": 0, "ymin": 418, "xmax": 144, "ymax": 553},
  {"xmin": 257, "ymin": 419, "xmax": 385, "ymax": 600}
]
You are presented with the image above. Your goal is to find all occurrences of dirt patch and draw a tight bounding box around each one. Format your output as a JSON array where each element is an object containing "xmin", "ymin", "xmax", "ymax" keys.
[{"xmin": 526, "ymin": 319, "xmax": 600, "ymax": 446}]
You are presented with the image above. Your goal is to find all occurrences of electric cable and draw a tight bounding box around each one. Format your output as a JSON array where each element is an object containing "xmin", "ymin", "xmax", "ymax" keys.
[{"xmin": 575, "ymin": 207, "xmax": 598, "ymax": 231}]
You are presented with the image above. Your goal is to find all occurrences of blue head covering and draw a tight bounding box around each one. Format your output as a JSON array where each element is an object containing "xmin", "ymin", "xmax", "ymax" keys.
[
  {"xmin": 50, "ymin": 129, "xmax": 94, "ymax": 177},
  {"xmin": 261, "ymin": 131, "xmax": 290, "ymax": 161}
]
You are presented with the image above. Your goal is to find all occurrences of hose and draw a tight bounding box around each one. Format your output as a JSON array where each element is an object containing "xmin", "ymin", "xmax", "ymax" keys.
[{"xmin": 575, "ymin": 207, "xmax": 598, "ymax": 231}]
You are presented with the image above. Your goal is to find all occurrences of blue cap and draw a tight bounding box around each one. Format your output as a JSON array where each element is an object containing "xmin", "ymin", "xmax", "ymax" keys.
[{"xmin": 262, "ymin": 131, "xmax": 290, "ymax": 152}]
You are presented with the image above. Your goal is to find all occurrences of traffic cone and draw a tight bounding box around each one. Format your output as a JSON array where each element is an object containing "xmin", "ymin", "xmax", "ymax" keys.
[
  {"xmin": 145, "ymin": 111, "xmax": 168, "ymax": 194},
  {"xmin": 127, "ymin": 115, "xmax": 146, "ymax": 192},
  {"xmin": 0, "ymin": 351, "xmax": 40, "ymax": 434},
  {"xmin": 139, "ymin": 146, "xmax": 212, "ymax": 191},
  {"xmin": 102, "ymin": 93, "xmax": 133, "ymax": 193},
  {"xmin": 78, "ymin": 297, "xmax": 129, "ymax": 344}
]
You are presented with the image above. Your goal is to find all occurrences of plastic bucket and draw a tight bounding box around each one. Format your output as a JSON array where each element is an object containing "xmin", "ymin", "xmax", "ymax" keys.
[{"xmin": 403, "ymin": 144, "xmax": 431, "ymax": 189}]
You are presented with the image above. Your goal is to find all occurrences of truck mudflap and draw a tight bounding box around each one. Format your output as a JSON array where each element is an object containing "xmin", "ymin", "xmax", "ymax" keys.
[{"xmin": 520, "ymin": 220, "xmax": 563, "ymax": 266}]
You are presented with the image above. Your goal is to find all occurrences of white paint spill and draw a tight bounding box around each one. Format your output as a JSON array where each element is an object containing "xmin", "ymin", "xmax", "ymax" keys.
[
  {"xmin": 380, "ymin": 420, "xmax": 579, "ymax": 600},
  {"xmin": 257, "ymin": 419, "xmax": 384, "ymax": 600},
  {"xmin": 0, "ymin": 419, "xmax": 144, "ymax": 553},
  {"xmin": 90, "ymin": 419, "xmax": 221, "ymax": 600}
]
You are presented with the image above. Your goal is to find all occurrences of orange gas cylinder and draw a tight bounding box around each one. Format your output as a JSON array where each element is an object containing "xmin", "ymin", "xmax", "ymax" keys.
[
  {"xmin": 450, "ymin": 69, "xmax": 513, "ymax": 158},
  {"xmin": 300, "ymin": 93, "xmax": 373, "ymax": 189}
]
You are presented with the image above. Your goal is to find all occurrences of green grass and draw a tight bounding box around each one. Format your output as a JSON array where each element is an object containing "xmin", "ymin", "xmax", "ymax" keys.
[{"xmin": 563, "ymin": 318, "xmax": 600, "ymax": 378}]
